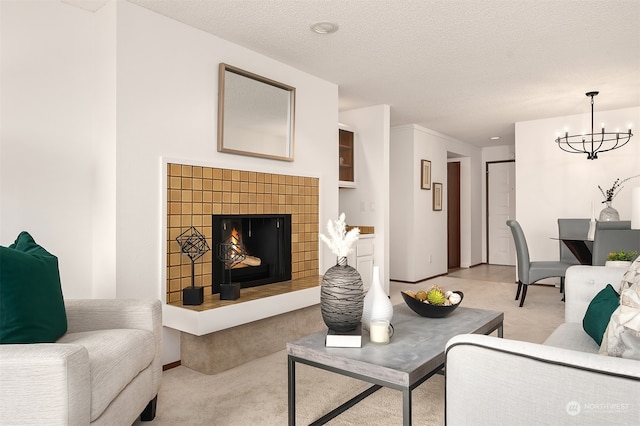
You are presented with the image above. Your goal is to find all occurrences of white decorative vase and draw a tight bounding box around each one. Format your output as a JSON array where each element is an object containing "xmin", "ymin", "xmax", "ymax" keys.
[
  {"xmin": 605, "ymin": 260, "xmax": 631, "ymax": 268},
  {"xmin": 599, "ymin": 201, "xmax": 620, "ymax": 221},
  {"xmin": 361, "ymin": 266, "xmax": 393, "ymax": 329}
]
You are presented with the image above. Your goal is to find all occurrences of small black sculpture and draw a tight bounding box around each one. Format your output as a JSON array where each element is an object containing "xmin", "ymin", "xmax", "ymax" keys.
[
  {"xmin": 216, "ymin": 239, "xmax": 246, "ymax": 300},
  {"xmin": 176, "ymin": 226, "xmax": 210, "ymax": 305}
]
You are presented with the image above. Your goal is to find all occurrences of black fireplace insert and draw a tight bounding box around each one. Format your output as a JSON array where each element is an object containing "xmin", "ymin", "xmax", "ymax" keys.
[{"xmin": 212, "ymin": 214, "xmax": 292, "ymax": 293}]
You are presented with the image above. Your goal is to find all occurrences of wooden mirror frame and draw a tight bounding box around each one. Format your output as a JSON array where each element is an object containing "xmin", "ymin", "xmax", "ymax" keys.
[{"xmin": 217, "ymin": 63, "xmax": 295, "ymax": 161}]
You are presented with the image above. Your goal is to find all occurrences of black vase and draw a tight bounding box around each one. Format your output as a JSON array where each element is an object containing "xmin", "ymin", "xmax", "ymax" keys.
[{"xmin": 320, "ymin": 257, "xmax": 364, "ymax": 332}]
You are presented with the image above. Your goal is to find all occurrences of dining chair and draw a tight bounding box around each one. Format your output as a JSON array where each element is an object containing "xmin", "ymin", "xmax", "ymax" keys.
[
  {"xmin": 507, "ymin": 220, "xmax": 573, "ymax": 307},
  {"xmin": 557, "ymin": 219, "xmax": 591, "ymax": 262},
  {"xmin": 557, "ymin": 218, "xmax": 592, "ymax": 292},
  {"xmin": 592, "ymin": 221, "xmax": 640, "ymax": 265}
]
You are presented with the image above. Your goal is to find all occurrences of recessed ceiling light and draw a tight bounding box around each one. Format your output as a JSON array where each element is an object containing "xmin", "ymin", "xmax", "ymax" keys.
[
  {"xmin": 490, "ymin": 136, "xmax": 501, "ymax": 140},
  {"xmin": 310, "ymin": 22, "xmax": 339, "ymax": 34}
]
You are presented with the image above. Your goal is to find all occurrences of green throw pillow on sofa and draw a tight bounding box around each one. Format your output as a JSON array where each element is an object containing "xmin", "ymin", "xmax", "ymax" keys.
[
  {"xmin": 583, "ymin": 284, "xmax": 619, "ymax": 345},
  {"xmin": 0, "ymin": 231, "xmax": 67, "ymax": 343}
]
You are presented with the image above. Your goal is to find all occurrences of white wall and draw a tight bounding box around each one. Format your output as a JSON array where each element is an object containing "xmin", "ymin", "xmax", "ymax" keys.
[
  {"xmin": 389, "ymin": 126, "xmax": 416, "ymax": 279},
  {"xmin": 92, "ymin": 0, "xmax": 117, "ymax": 298},
  {"xmin": 1, "ymin": 0, "xmax": 97, "ymax": 298},
  {"xmin": 390, "ymin": 125, "xmax": 449, "ymax": 281},
  {"xmin": 515, "ymin": 107, "xmax": 640, "ymax": 264},
  {"xmin": 1, "ymin": 0, "xmax": 339, "ymax": 365},
  {"xmin": 389, "ymin": 124, "xmax": 484, "ymax": 282},
  {"xmin": 339, "ymin": 105, "xmax": 391, "ymax": 291}
]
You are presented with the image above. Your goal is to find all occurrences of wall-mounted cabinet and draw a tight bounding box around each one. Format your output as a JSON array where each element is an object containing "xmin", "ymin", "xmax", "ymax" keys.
[{"xmin": 339, "ymin": 127, "xmax": 356, "ymax": 188}]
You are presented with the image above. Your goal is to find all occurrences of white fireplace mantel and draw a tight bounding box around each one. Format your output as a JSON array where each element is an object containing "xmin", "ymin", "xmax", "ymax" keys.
[{"xmin": 162, "ymin": 286, "xmax": 320, "ymax": 336}]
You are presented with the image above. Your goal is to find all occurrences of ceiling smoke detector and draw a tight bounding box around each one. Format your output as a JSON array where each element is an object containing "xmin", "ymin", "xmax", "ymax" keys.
[{"xmin": 310, "ymin": 22, "xmax": 339, "ymax": 34}]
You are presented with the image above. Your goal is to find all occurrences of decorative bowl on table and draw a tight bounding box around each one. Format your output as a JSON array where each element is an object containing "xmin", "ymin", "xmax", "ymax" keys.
[{"xmin": 401, "ymin": 290, "xmax": 464, "ymax": 318}]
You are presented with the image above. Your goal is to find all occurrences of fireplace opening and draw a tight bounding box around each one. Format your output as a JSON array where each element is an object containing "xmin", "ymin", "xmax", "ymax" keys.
[{"xmin": 212, "ymin": 214, "xmax": 292, "ymax": 293}]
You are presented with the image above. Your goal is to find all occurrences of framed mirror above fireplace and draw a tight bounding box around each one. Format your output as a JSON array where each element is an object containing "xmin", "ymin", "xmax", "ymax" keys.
[
  {"xmin": 217, "ymin": 63, "xmax": 296, "ymax": 161},
  {"xmin": 212, "ymin": 214, "xmax": 292, "ymax": 294}
]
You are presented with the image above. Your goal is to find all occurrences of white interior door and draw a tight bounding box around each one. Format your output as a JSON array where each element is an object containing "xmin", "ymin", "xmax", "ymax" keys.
[{"xmin": 488, "ymin": 161, "xmax": 516, "ymax": 265}]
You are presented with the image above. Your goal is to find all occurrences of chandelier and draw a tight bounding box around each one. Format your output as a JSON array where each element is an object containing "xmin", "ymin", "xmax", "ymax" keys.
[{"xmin": 555, "ymin": 91, "xmax": 633, "ymax": 160}]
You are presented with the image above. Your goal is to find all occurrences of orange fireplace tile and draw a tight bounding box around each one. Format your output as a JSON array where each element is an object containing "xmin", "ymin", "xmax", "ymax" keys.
[
  {"xmin": 169, "ymin": 163, "xmax": 181, "ymax": 175},
  {"xmin": 169, "ymin": 176, "xmax": 181, "ymax": 189}
]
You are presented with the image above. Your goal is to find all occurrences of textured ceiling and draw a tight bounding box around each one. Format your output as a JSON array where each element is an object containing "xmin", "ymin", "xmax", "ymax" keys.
[{"xmin": 123, "ymin": 0, "xmax": 640, "ymax": 147}]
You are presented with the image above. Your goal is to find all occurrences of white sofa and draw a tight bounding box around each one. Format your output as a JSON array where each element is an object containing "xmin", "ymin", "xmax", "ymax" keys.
[
  {"xmin": 0, "ymin": 299, "xmax": 162, "ymax": 425},
  {"xmin": 445, "ymin": 265, "xmax": 640, "ymax": 425}
]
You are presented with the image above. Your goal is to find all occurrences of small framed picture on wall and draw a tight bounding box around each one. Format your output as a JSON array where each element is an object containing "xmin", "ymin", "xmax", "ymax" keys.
[
  {"xmin": 433, "ymin": 182, "xmax": 443, "ymax": 211},
  {"xmin": 421, "ymin": 160, "xmax": 431, "ymax": 190}
]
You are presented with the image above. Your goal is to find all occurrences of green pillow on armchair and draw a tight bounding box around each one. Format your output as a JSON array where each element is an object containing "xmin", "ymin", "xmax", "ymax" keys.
[{"xmin": 0, "ymin": 231, "xmax": 67, "ymax": 343}]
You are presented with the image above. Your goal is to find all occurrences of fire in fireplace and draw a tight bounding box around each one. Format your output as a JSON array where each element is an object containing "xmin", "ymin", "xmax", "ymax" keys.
[{"xmin": 212, "ymin": 214, "xmax": 292, "ymax": 293}]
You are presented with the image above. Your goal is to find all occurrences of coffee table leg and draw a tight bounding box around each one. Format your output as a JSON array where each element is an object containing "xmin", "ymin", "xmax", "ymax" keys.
[
  {"xmin": 288, "ymin": 356, "xmax": 296, "ymax": 426},
  {"xmin": 402, "ymin": 388, "xmax": 412, "ymax": 425},
  {"xmin": 498, "ymin": 324, "xmax": 504, "ymax": 338}
]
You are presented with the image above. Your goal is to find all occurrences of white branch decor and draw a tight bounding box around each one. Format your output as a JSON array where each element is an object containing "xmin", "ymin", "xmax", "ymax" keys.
[{"xmin": 319, "ymin": 213, "xmax": 360, "ymax": 258}]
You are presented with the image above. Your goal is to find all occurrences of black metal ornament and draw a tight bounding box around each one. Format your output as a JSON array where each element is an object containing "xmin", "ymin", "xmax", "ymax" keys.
[{"xmin": 176, "ymin": 226, "xmax": 210, "ymax": 305}]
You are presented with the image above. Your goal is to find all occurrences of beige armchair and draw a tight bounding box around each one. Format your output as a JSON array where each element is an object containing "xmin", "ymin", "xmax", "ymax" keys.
[{"xmin": 0, "ymin": 299, "xmax": 162, "ymax": 425}]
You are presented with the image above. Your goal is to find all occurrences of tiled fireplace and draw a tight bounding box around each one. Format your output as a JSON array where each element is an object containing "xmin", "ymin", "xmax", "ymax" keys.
[{"xmin": 166, "ymin": 163, "xmax": 319, "ymax": 304}]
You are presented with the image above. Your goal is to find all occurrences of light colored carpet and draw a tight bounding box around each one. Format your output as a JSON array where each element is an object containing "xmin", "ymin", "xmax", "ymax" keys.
[{"xmin": 137, "ymin": 273, "xmax": 565, "ymax": 425}]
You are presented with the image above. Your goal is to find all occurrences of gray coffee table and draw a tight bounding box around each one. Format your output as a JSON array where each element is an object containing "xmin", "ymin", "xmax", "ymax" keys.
[{"xmin": 287, "ymin": 304, "xmax": 503, "ymax": 425}]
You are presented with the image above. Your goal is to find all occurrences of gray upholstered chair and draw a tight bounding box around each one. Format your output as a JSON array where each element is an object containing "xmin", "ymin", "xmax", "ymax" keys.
[
  {"xmin": 592, "ymin": 220, "xmax": 640, "ymax": 265},
  {"xmin": 557, "ymin": 218, "xmax": 592, "ymax": 292},
  {"xmin": 507, "ymin": 220, "xmax": 573, "ymax": 307},
  {"xmin": 557, "ymin": 218, "xmax": 591, "ymax": 264}
]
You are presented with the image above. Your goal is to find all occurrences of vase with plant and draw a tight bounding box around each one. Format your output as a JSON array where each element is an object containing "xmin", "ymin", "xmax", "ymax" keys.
[
  {"xmin": 605, "ymin": 250, "xmax": 639, "ymax": 268},
  {"xmin": 598, "ymin": 175, "xmax": 640, "ymax": 221},
  {"xmin": 319, "ymin": 213, "xmax": 364, "ymax": 332}
]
